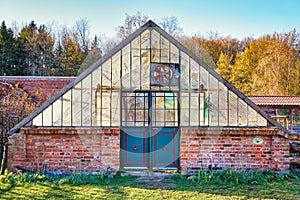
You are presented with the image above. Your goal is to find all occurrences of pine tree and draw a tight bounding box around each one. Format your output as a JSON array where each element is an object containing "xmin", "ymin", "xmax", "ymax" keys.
[
  {"xmin": 77, "ymin": 35, "xmax": 102, "ymax": 75},
  {"xmin": 60, "ymin": 32, "xmax": 84, "ymax": 76},
  {"xmin": 0, "ymin": 21, "xmax": 16, "ymax": 75}
]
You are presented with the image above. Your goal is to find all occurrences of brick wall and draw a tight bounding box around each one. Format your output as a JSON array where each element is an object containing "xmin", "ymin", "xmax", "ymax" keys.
[
  {"xmin": 8, "ymin": 127, "xmax": 289, "ymax": 174},
  {"xmin": 8, "ymin": 127, "xmax": 120, "ymax": 174},
  {"xmin": 180, "ymin": 128, "xmax": 290, "ymax": 172}
]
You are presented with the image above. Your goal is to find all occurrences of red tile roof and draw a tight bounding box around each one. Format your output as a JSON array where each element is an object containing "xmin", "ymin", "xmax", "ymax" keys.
[
  {"xmin": 0, "ymin": 76, "xmax": 75, "ymax": 104},
  {"xmin": 248, "ymin": 96, "xmax": 300, "ymax": 106}
]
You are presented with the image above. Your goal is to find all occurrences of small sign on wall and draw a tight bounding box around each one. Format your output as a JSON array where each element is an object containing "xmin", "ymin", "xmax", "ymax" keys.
[{"xmin": 253, "ymin": 137, "xmax": 264, "ymax": 144}]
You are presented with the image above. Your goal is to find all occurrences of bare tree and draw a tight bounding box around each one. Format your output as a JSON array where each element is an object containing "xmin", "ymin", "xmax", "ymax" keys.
[
  {"xmin": 0, "ymin": 82, "xmax": 42, "ymax": 174},
  {"xmin": 73, "ymin": 18, "xmax": 90, "ymax": 53},
  {"xmin": 98, "ymin": 34, "xmax": 119, "ymax": 55},
  {"xmin": 159, "ymin": 16, "xmax": 183, "ymax": 37},
  {"xmin": 116, "ymin": 12, "xmax": 149, "ymax": 40}
]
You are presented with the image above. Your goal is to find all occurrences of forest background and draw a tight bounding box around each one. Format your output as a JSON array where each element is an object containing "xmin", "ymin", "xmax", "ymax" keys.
[{"xmin": 0, "ymin": 13, "xmax": 299, "ymax": 96}]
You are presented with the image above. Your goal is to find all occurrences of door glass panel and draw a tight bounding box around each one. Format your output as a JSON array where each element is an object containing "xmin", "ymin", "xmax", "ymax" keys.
[
  {"xmin": 151, "ymin": 92, "xmax": 178, "ymax": 127},
  {"xmin": 122, "ymin": 92, "xmax": 178, "ymax": 127},
  {"xmin": 122, "ymin": 92, "xmax": 149, "ymax": 127}
]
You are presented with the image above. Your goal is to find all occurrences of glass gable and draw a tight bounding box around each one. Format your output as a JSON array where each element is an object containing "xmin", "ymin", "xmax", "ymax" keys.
[{"xmin": 32, "ymin": 23, "xmax": 268, "ymax": 128}]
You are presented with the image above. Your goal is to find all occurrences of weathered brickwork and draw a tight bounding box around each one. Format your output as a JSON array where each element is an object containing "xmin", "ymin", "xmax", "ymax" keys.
[
  {"xmin": 8, "ymin": 127, "xmax": 289, "ymax": 174},
  {"xmin": 8, "ymin": 127, "xmax": 120, "ymax": 174},
  {"xmin": 180, "ymin": 128, "xmax": 290, "ymax": 172}
]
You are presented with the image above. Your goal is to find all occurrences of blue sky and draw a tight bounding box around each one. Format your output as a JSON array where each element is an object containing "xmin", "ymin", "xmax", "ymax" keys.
[{"xmin": 0, "ymin": 0, "xmax": 299, "ymax": 39}]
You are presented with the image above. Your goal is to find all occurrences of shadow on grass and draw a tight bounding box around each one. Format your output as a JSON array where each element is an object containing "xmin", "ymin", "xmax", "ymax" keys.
[
  {"xmin": 148, "ymin": 175, "xmax": 300, "ymax": 200},
  {"xmin": 1, "ymin": 174, "xmax": 300, "ymax": 199},
  {"xmin": 108, "ymin": 174, "xmax": 300, "ymax": 200}
]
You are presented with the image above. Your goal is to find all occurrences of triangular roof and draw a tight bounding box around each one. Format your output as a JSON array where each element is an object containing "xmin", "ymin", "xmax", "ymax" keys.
[{"xmin": 8, "ymin": 20, "xmax": 288, "ymax": 137}]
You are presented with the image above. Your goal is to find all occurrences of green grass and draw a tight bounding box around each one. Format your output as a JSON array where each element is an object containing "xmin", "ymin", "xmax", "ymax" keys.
[{"xmin": 0, "ymin": 171, "xmax": 300, "ymax": 200}]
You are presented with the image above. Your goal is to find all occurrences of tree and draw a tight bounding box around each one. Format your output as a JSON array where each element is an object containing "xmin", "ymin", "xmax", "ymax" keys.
[
  {"xmin": 98, "ymin": 34, "xmax": 119, "ymax": 55},
  {"xmin": 216, "ymin": 52, "xmax": 232, "ymax": 81},
  {"xmin": 77, "ymin": 35, "xmax": 102, "ymax": 75},
  {"xmin": 73, "ymin": 19, "xmax": 90, "ymax": 55},
  {"xmin": 230, "ymin": 30, "xmax": 300, "ymax": 96},
  {"xmin": 59, "ymin": 28, "xmax": 85, "ymax": 76},
  {"xmin": 0, "ymin": 21, "xmax": 16, "ymax": 76},
  {"xmin": 179, "ymin": 36, "xmax": 217, "ymax": 69},
  {"xmin": 0, "ymin": 82, "xmax": 41, "ymax": 174},
  {"xmin": 17, "ymin": 21, "xmax": 56, "ymax": 76},
  {"xmin": 116, "ymin": 12, "xmax": 149, "ymax": 40},
  {"xmin": 160, "ymin": 16, "xmax": 183, "ymax": 37},
  {"xmin": 252, "ymin": 31, "xmax": 300, "ymax": 95},
  {"xmin": 230, "ymin": 48, "xmax": 257, "ymax": 95}
]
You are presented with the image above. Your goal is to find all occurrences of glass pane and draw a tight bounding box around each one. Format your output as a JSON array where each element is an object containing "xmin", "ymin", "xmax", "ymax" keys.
[
  {"xmin": 170, "ymin": 43, "xmax": 179, "ymax": 63},
  {"xmin": 141, "ymin": 49, "xmax": 150, "ymax": 90},
  {"xmin": 33, "ymin": 113, "xmax": 42, "ymax": 126},
  {"xmin": 112, "ymin": 52, "xmax": 120, "ymax": 90},
  {"xmin": 102, "ymin": 59, "xmax": 111, "ymax": 91},
  {"xmin": 111, "ymin": 91, "xmax": 120, "ymax": 126},
  {"xmin": 209, "ymin": 75, "xmax": 218, "ymax": 126},
  {"xmin": 165, "ymin": 94, "xmax": 176, "ymax": 109},
  {"xmin": 190, "ymin": 109, "xmax": 199, "ymax": 126},
  {"xmin": 82, "ymin": 76, "xmax": 91, "ymax": 126},
  {"xmin": 248, "ymin": 106, "xmax": 257, "ymax": 126},
  {"xmin": 141, "ymin": 30, "xmax": 150, "ymax": 50},
  {"xmin": 42, "ymin": 105, "xmax": 52, "ymax": 126},
  {"xmin": 161, "ymin": 36, "xmax": 169, "ymax": 63},
  {"xmin": 102, "ymin": 92, "xmax": 110, "ymax": 126},
  {"xmin": 190, "ymin": 93, "xmax": 198, "ymax": 109},
  {"xmin": 180, "ymin": 52, "xmax": 189, "ymax": 90},
  {"xmin": 219, "ymin": 83, "xmax": 228, "ymax": 126},
  {"xmin": 181, "ymin": 92, "xmax": 189, "ymax": 126},
  {"xmin": 257, "ymin": 114, "xmax": 267, "ymax": 126},
  {"xmin": 155, "ymin": 96, "xmax": 164, "ymax": 109},
  {"xmin": 200, "ymin": 67, "xmax": 209, "ymax": 92},
  {"xmin": 151, "ymin": 30, "xmax": 160, "ymax": 62},
  {"xmin": 190, "ymin": 59, "xmax": 200, "ymax": 90},
  {"xmin": 122, "ymin": 44, "xmax": 130, "ymax": 89},
  {"xmin": 166, "ymin": 110, "xmax": 175, "ymax": 121},
  {"xmin": 228, "ymin": 91, "xmax": 238, "ymax": 126},
  {"xmin": 199, "ymin": 92, "xmax": 206, "ymax": 126},
  {"xmin": 62, "ymin": 91, "xmax": 71, "ymax": 126},
  {"xmin": 52, "ymin": 99, "xmax": 61, "ymax": 126},
  {"xmin": 131, "ymin": 50, "xmax": 140, "ymax": 90},
  {"xmin": 238, "ymin": 100, "xmax": 248, "ymax": 126},
  {"xmin": 95, "ymin": 85, "xmax": 101, "ymax": 126},
  {"xmin": 136, "ymin": 95, "xmax": 145, "ymax": 109},
  {"xmin": 72, "ymin": 85, "xmax": 81, "ymax": 126},
  {"xmin": 155, "ymin": 110, "xmax": 164, "ymax": 122},
  {"xmin": 92, "ymin": 68, "xmax": 101, "ymax": 126}
]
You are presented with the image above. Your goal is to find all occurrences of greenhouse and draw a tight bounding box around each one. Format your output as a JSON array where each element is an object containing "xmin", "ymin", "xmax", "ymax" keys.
[{"xmin": 8, "ymin": 21, "xmax": 289, "ymax": 173}]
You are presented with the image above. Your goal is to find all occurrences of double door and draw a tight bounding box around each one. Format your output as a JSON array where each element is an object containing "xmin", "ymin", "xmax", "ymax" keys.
[{"xmin": 120, "ymin": 91, "xmax": 179, "ymax": 170}]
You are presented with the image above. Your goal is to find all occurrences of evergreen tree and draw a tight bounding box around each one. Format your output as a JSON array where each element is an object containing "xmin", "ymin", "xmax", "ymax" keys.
[
  {"xmin": 60, "ymin": 31, "xmax": 84, "ymax": 76},
  {"xmin": 0, "ymin": 21, "xmax": 16, "ymax": 75},
  {"xmin": 77, "ymin": 35, "xmax": 102, "ymax": 75}
]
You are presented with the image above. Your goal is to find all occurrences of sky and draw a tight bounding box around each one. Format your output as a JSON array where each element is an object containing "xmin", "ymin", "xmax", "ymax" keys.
[{"xmin": 0, "ymin": 0, "xmax": 299, "ymax": 40}]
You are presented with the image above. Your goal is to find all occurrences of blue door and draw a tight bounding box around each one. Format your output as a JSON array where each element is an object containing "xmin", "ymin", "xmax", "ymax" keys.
[{"xmin": 120, "ymin": 92, "xmax": 179, "ymax": 170}]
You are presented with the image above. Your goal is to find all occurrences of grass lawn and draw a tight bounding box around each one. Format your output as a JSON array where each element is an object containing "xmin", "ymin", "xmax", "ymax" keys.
[{"xmin": 0, "ymin": 172, "xmax": 300, "ymax": 200}]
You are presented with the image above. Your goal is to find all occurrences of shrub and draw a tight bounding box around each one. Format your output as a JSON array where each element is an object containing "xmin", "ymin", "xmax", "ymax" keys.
[
  {"xmin": 194, "ymin": 169, "xmax": 298, "ymax": 185},
  {"xmin": 1, "ymin": 171, "xmax": 113, "ymax": 185}
]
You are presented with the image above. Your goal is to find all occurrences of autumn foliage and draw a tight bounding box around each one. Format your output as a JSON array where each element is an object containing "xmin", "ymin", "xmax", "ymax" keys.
[
  {"xmin": 181, "ymin": 30, "xmax": 300, "ymax": 96},
  {"xmin": 0, "ymin": 82, "xmax": 42, "ymax": 171}
]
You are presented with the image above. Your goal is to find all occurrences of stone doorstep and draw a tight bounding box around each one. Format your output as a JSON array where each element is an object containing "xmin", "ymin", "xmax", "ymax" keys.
[
  {"xmin": 121, "ymin": 171, "xmax": 175, "ymax": 177},
  {"xmin": 121, "ymin": 171, "xmax": 175, "ymax": 183}
]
